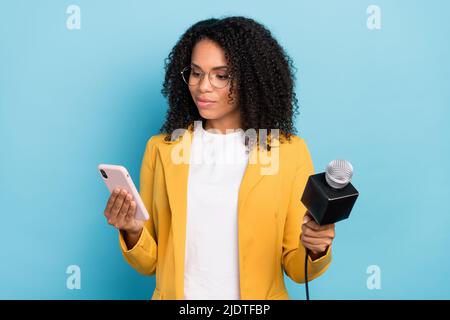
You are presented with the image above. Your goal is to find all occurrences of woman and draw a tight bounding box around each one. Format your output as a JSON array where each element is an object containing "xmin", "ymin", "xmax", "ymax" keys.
[{"xmin": 103, "ymin": 16, "xmax": 335, "ymax": 300}]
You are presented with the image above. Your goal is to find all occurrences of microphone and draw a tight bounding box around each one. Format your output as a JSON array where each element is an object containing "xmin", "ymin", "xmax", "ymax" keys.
[
  {"xmin": 300, "ymin": 159, "xmax": 359, "ymax": 300},
  {"xmin": 301, "ymin": 159, "xmax": 359, "ymax": 225}
]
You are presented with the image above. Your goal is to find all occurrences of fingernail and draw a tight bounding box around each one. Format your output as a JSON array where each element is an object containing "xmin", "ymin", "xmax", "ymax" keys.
[
  {"xmin": 303, "ymin": 216, "xmax": 308, "ymax": 224},
  {"xmin": 113, "ymin": 188, "xmax": 119, "ymax": 194}
]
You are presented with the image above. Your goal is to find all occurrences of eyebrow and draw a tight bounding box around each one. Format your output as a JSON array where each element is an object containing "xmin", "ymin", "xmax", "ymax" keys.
[{"xmin": 191, "ymin": 63, "xmax": 229, "ymax": 70}]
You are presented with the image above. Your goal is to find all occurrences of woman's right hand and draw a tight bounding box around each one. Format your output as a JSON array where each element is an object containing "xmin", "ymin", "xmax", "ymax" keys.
[{"xmin": 104, "ymin": 188, "xmax": 143, "ymax": 236}]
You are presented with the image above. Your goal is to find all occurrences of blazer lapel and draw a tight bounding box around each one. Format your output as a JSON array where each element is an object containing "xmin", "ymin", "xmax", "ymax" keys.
[{"xmin": 158, "ymin": 127, "xmax": 192, "ymax": 300}]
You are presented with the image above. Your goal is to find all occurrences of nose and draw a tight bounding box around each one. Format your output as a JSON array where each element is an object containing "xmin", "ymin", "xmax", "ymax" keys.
[{"xmin": 198, "ymin": 73, "xmax": 213, "ymax": 92}]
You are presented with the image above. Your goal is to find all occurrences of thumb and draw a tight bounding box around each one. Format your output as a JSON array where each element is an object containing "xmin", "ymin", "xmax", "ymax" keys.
[{"xmin": 303, "ymin": 211, "xmax": 312, "ymax": 224}]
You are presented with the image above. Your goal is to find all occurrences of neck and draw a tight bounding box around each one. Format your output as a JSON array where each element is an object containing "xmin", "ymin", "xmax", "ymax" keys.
[{"xmin": 203, "ymin": 113, "xmax": 242, "ymax": 134}]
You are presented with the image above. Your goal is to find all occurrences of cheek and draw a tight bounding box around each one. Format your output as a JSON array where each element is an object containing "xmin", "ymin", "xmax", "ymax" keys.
[
  {"xmin": 219, "ymin": 89, "xmax": 235, "ymax": 109},
  {"xmin": 188, "ymin": 87, "xmax": 196, "ymax": 99}
]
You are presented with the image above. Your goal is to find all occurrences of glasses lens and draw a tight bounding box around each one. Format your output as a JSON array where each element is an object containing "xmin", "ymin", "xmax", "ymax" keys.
[
  {"xmin": 210, "ymin": 71, "xmax": 230, "ymax": 88},
  {"xmin": 182, "ymin": 66, "xmax": 230, "ymax": 88},
  {"xmin": 182, "ymin": 66, "xmax": 202, "ymax": 86}
]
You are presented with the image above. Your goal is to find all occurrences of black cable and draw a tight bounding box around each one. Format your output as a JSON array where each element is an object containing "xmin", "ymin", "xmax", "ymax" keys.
[{"xmin": 305, "ymin": 248, "xmax": 310, "ymax": 300}]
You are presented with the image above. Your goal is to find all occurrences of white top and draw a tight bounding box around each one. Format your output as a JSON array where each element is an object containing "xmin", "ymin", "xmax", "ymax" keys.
[{"xmin": 184, "ymin": 122, "xmax": 249, "ymax": 300}]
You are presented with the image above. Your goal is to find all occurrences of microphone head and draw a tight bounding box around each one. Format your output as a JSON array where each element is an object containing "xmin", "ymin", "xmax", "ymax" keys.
[{"xmin": 325, "ymin": 159, "xmax": 353, "ymax": 189}]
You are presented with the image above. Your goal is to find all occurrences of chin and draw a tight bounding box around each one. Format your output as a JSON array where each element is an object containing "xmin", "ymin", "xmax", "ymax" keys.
[{"xmin": 198, "ymin": 110, "xmax": 217, "ymax": 119}]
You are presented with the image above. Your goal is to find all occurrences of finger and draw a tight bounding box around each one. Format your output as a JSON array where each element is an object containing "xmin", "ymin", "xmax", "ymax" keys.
[
  {"xmin": 126, "ymin": 201, "xmax": 137, "ymax": 221},
  {"xmin": 115, "ymin": 194, "xmax": 132, "ymax": 227},
  {"xmin": 305, "ymin": 220, "xmax": 323, "ymax": 231},
  {"xmin": 302, "ymin": 211, "xmax": 313, "ymax": 224},
  {"xmin": 300, "ymin": 234, "xmax": 333, "ymax": 245},
  {"xmin": 302, "ymin": 234, "xmax": 333, "ymax": 246},
  {"xmin": 302, "ymin": 224, "xmax": 335, "ymax": 239},
  {"xmin": 306, "ymin": 245, "xmax": 329, "ymax": 255},
  {"xmin": 104, "ymin": 188, "xmax": 120, "ymax": 218},
  {"xmin": 108, "ymin": 189, "xmax": 128, "ymax": 228},
  {"xmin": 302, "ymin": 234, "xmax": 322, "ymax": 245},
  {"xmin": 306, "ymin": 220, "xmax": 335, "ymax": 232},
  {"xmin": 109, "ymin": 189, "xmax": 128, "ymax": 223},
  {"xmin": 301, "ymin": 234, "xmax": 325, "ymax": 253}
]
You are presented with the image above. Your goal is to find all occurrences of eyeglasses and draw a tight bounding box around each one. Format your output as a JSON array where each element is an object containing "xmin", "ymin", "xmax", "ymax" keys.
[{"xmin": 181, "ymin": 66, "xmax": 232, "ymax": 89}]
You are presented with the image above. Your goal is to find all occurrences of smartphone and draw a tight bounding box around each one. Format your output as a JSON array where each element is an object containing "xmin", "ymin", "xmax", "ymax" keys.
[{"xmin": 98, "ymin": 164, "xmax": 149, "ymax": 221}]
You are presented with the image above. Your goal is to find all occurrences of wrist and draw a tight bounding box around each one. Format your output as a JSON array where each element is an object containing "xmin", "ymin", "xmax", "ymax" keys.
[
  {"xmin": 124, "ymin": 227, "xmax": 143, "ymax": 238},
  {"xmin": 121, "ymin": 227, "xmax": 143, "ymax": 251},
  {"xmin": 308, "ymin": 247, "xmax": 328, "ymax": 261}
]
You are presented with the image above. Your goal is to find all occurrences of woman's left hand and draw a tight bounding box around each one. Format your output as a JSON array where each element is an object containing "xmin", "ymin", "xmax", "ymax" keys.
[{"xmin": 301, "ymin": 211, "xmax": 335, "ymax": 260}]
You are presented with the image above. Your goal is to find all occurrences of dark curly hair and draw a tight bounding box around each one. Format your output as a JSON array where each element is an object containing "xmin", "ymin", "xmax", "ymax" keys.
[{"xmin": 160, "ymin": 16, "xmax": 300, "ymax": 149}]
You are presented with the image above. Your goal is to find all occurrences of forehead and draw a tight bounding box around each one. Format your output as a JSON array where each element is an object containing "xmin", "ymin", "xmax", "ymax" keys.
[{"xmin": 191, "ymin": 39, "xmax": 228, "ymax": 70}]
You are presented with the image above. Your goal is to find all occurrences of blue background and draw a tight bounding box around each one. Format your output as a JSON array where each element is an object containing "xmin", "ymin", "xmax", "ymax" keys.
[{"xmin": 1, "ymin": 0, "xmax": 449, "ymax": 299}]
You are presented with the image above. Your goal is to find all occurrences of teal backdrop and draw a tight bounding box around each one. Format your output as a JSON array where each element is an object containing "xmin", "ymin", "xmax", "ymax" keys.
[{"xmin": 1, "ymin": 0, "xmax": 449, "ymax": 299}]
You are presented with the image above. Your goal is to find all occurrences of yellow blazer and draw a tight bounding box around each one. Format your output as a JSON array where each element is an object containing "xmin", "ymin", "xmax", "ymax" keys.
[{"xmin": 118, "ymin": 124, "xmax": 332, "ymax": 300}]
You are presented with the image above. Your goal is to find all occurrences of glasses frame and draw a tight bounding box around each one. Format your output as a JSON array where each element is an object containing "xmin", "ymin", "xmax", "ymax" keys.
[{"xmin": 180, "ymin": 65, "xmax": 232, "ymax": 89}]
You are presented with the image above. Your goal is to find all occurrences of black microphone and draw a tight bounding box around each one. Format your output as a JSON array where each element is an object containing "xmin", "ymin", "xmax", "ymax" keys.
[{"xmin": 300, "ymin": 159, "xmax": 359, "ymax": 300}]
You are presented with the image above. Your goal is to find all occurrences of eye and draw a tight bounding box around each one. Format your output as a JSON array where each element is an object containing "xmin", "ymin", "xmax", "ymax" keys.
[
  {"xmin": 191, "ymin": 70, "xmax": 202, "ymax": 77},
  {"xmin": 216, "ymin": 74, "xmax": 229, "ymax": 80}
]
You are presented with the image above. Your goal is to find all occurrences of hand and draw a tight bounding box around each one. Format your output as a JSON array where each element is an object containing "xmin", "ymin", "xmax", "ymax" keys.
[
  {"xmin": 301, "ymin": 211, "xmax": 335, "ymax": 259},
  {"xmin": 104, "ymin": 188, "xmax": 143, "ymax": 235}
]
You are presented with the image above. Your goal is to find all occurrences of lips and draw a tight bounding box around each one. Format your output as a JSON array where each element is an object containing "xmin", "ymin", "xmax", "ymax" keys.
[
  {"xmin": 196, "ymin": 98, "xmax": 216, "ymax": 108},
  {"xmin": 197, "ymin": 98, "xmax": 216, "ymax": 103}
]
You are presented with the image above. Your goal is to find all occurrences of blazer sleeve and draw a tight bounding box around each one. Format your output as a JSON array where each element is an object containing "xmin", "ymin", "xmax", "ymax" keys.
[
  {"xmin": 282, "ymin": 138, "xmax": 333, "ymax": 283},
  {"xmin": 118, "ymin": 136, "xmax": 158, "ymax": 276}
]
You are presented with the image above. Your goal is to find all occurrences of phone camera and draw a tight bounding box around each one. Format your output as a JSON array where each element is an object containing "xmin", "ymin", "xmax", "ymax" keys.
[{"xmin": 100, "ymin": 169, "xmax": 108, "ymax": 179}]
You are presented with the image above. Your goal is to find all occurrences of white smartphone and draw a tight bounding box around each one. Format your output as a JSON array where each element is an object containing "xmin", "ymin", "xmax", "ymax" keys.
[{"xmin": 98, "ymin": 164, "xmax": 149, "ymax": 221}]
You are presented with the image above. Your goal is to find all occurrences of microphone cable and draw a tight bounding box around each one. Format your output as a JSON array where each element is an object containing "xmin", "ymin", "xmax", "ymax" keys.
[{"xmin": 305, "ymin": 248, "xmax": 310, "ymax": 300}]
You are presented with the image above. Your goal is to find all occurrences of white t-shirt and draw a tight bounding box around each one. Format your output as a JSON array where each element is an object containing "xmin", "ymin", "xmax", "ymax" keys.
[{"xmin": 184, "ymin": 122, "xmax": 249, "ymax": 300}]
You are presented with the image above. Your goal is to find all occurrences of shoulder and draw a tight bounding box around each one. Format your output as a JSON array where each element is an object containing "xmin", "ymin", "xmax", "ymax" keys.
[
  {"xmin": 146, "ymin": 128, "xmax": 192, "ymax": 147},
  {"xmin": 279, "ymin": 134, "xmax": 306, "ymax": 148},
  {"xmin": 146, "ymin": 133, "xmax": 171, "ymax": 146},
  {"xmin": 277, "ymin": 134, "xmax": 313, "ymax": 171},
  {"xmin": 140, "ymin": 134, "xmax": 170, "ymax": 169},
  {"xmin": 279, "ymin": 134, "xmax": 311, "ymax": 157}
]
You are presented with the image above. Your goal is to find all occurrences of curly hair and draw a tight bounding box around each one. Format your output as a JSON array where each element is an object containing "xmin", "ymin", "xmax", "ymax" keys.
[{"xmin": 160, "ymin": 16, "xmax": 300, "ymax": 149}]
